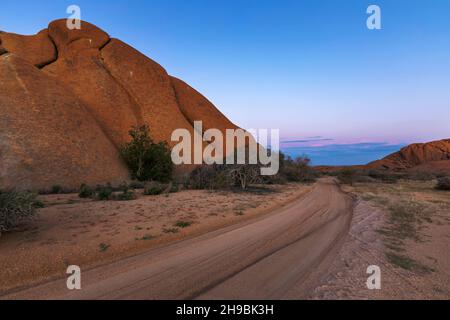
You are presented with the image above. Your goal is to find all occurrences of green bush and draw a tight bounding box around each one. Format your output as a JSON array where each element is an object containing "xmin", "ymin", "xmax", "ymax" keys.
[
  {"xmin": 168, "ymin": 182, "xmax": 179, "ymax": 193},
  {"xmin": 39, "ymin": 185, "xmax": 75, "ymax": 195},
  {"xmin": 188, "ymin": 165, "xmax": 234, "ymax": 190},
  {"xmin": 120, "ymin": 125, "xmax": 173, "ymax": 182},
  {"xmin": 435, "ymin": 177, "xmax": 450, "ymax": 191},
  {"xmin": 144, "ymin": 181, "xmax": 168, "ymax": 195},
  {"xmin": 406, "ymin": 171, "xmax": 435, "ymax": 181},
  {"xmin": 380, "ymin": 174, "xmax": 400, "ymax": 184},
  {"xmin": 51, "ymin": 185, "xmax": 63, "ymax": 194},
  {"xmin": 0, "ymin": 190, "xmax": 41, "ymax": 235},
  {"xmin": 115, "ymin": 189, "xmax": 136, "ymax": 201},
  {"xmin": 280, "ymin": 156, "xmax": 317, "ymax": 183},
  {"xmin": 188, "ymin": 165, "xmax": 215, "ymax": 189},
  {"xmin": 96, "ymin": 184, "xmax": 113, "ymax": 200},
  {"xmin": 78, "ymin": 184, "xmax": 94, "ymax": 198},
  {"xmin": 368, "ymin": 170, "xmax": 401, "ymax": 183},
  {"xmin": 129, "ymin": 181, "xmax": 145, "ymax": 189},
  {"xmin": 337, "ymin": 168, "xmax": 358, "ymax": 185},
  {"xmin": 367, "ymin": 170, "xmax": 385, "ymax": 180},
  {"xmin": 174, "ymin": 220, "xmax": 192, "ymax": 228},
  {"xmin": 261, "ymin": 173, "xmax": 287, "ymax": 185}
]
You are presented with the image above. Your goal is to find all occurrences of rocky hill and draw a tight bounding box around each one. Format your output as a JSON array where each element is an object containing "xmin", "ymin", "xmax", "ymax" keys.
[
  {"xmin": 367, "ymin": 139, "xmax": 450, "ymax": 172},
  {"xmin": 0, "ymin": 20, "xmax": 239, "ymax": 190}
]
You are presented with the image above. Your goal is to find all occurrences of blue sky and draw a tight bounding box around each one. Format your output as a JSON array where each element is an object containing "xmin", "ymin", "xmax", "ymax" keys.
[
  {"xmin": 282, "ymin": 142, "xmax": 406, "ymax": 166},
  {"xmin": 1, "ymin": 0, "xmax": 449, "ymax": 164}
]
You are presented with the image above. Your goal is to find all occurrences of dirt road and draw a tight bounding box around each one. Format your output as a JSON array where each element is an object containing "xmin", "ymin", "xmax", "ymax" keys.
[{"xmin": 2, "ymin": 178, "xmax": 354, "ymax": 300}]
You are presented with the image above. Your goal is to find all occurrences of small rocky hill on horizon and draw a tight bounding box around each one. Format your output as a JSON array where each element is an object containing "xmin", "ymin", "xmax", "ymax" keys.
[
  {"xmin": 0, "ymin": 20, "xmax": 241, "ymax": 190},
  {"xmin": 315, "ymin": 139, "xmax": 450, "ymax": 175},
  {"xmin": 367, "ymin": 139, "xmax": 450, "ymax": 173}
]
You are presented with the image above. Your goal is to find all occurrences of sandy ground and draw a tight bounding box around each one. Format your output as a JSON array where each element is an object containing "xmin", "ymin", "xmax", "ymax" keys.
[
  {"xmin": 2, "ymin": 178, "xmax": 447, "ymax": 300},
  {"xmin": 1, "ymin": 178, "xmax": 354, "ymax": 299},
  {"xmin": 310, "ymin": 180, "xmax": 450, "ymax": 300},
  {"xmin": 0, "ymin": 183, "xmax": 310, "ymax": 294}
]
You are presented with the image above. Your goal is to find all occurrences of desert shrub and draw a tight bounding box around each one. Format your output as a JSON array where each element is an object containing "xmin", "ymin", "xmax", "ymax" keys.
[
  {"xmin": 261, "ymin": 173, "xmax": 288, "ymax": 185},
  {"xmin": 51, "ymin": 185, "xmax": 63, "ymax": 194},
  {"xmin": 39, "ymin": 185, "xmax": 75, "ymax": 195},
  {"xmin": 380, "ymin": 174, "xmax": 400, "ymax": 184},
  {"xmin": 115, "ymin": 189, "xmax": 136, "ymax": 201},
  {"xmin": 337, "ymin": 168, "xmax": 358, "ymax": 185},
  {"xmin": 78, "ymin": 184, "xmax": 94, "ymax": 198},
  {"xmin": 435, "ymin": 177, "xmax": 450, "ymax": 191},
  {"xmin": 96, "ymin": 184, "xmax": 113, "ymax": 200},
  {"xmin": 168, "ymin": 182, "xmax": 179, "ymax": 193},
  {"xmin": 117, "ymin": 182, "xmax": 130, "ymax": 192},
  {"xmin": 112, "ymin": 183, "xmax": 136, "ymax": 201},
  {"xmin": 188, "ymin": 165, "xmax": 228, "ymax": 190},
  {"xmin": 0, "ymin": 190, "xmax": 41, "ymax": 235},
  {"xmin": 366, "ymin": 170, "xmax": 385, "ymax": 180},
  {"xmin": 129, "ymin": 181, "xmax": 145, "ymax": 189},
  {"xmin": 99, "ymin": 243, "xmax": 110, "ymax": 252},
  {"xmin": 406, "ymin": 171, "xmax": 435, "ymax": 181},
  {"xmin": 188, "ymin": 165, "xmax": 216, "ymax": 189},
  {"xmin": 190, "ymin": 152, "xmax": 314, "ymax": 189},
  {"xmin": 189, "ymin": 164, "xmax": 266, "ymax": 190},
  {"xmin": 228, "ymin": 164, "xmax": 262, "ymax": 190},
  {"xmin": 174, "ymin": 220, "xmax": 192, "ymax": 228},
  {"xmin": 120, "ymin": 125, "xmax": 173, "ymax": 182},
  {"xmin": 280, "ymin": 156, "xmax": 317, "ymax": 183},
  {"xmin": 339, "ymin": 168, "xmax": 398, "ymax": 185},
  {"xmin": 352, "ymin": 173, "xmax": 377, "ymax": 183},
  {"xmin": 144, "ymin": 181, "xmax": 168, "ymax": 195},
  {"xmin": 362, "ymin": 169, "xmax": 402, "ymax": 183}
]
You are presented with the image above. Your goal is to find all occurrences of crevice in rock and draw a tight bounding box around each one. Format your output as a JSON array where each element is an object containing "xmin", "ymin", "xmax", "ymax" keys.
[
  {"xmin": 98, "ymin": 43, "xmax": 145, "ymax": 127},
  {"xmin": 38, "ymin": 31, "xmax": 58, "ymax": 69},
  {"xmin": 99, "ymin": 37, "xmax": 112, "ymax": 51},
  {"xmin": 170, "ymin": 77, "xmax": 195, "ymax": 129},
  {"xmin": 0, "ymin": 36, "xmax": 7, "ymax": 56}
]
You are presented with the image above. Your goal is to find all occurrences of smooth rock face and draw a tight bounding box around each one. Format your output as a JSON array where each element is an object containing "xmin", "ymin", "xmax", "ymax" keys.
[
  {"xmin": 171, "ymin": 76, "xmax": 247, "ymax": 159},
  {"xmin": 0, "ymin": 20, "xmax": 242, "ymax": 190},
  {"xmin": 48, "ymin": 19, "xmax": 109, "ymax": 51},
  {"xmin": 0, "ymin": 54, "xmax": 129, "ymax": 190},
  {"xmin": 44, "ymin": 42, "xmax": 140, "ymax": 148},
  {"xmin": 101, "ymin": 39, "xmax": 195, "ymax": 145},
  {"xmin": 171, "ymin": 76, "xmax": 238, "ymax": 132},
  {"xmin": 368, "ymin": 139, "xmax": 450, "ymax": 171}
]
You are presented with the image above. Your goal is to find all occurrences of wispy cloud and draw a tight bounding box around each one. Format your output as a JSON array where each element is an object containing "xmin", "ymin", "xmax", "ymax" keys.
[{"xmin": 281, "ymin": 137, "xmax": 334, "ymax": 144}]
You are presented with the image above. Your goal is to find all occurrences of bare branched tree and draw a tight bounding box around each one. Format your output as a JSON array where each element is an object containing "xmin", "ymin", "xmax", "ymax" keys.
[{"xmin": 228, "ymin": 164, "xmax": 261, "ymax": 190}]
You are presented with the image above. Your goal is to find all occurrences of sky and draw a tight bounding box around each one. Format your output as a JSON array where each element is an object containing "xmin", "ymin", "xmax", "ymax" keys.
[{"xmin": 1, "ymin": 0, "xmax": 449, "ymax": 165}]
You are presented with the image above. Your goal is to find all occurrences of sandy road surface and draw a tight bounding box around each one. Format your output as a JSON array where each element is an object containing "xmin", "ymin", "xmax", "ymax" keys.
[{"xmin": 2, "ymin": 178, "xmax": 354, "ymax": 300}]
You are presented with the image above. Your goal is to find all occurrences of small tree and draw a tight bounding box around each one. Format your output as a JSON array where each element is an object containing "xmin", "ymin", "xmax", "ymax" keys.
[
  {"xmin": 228, "ymin": 164, "xmax": 261, "ymax": 190},
  {"xmin": 120, "ymin": 125, "xmax": 173, "ymax": 182},
  {"xmin": 280, "ymin": 156, "xmax": 317, "ymax": 183}
]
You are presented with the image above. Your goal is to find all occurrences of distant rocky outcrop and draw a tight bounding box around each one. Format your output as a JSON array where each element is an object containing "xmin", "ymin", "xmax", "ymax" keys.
[
  {"xmin": 367, "ymin": 139, "xmax": 450, "ymax": 172},
  {"xmin": 314, "ymin": 139, "xmax": 450, "ymax": 175},
  {"xmin": 0, "ymin": 20, "xmax": 240, "ymax": 190}
]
